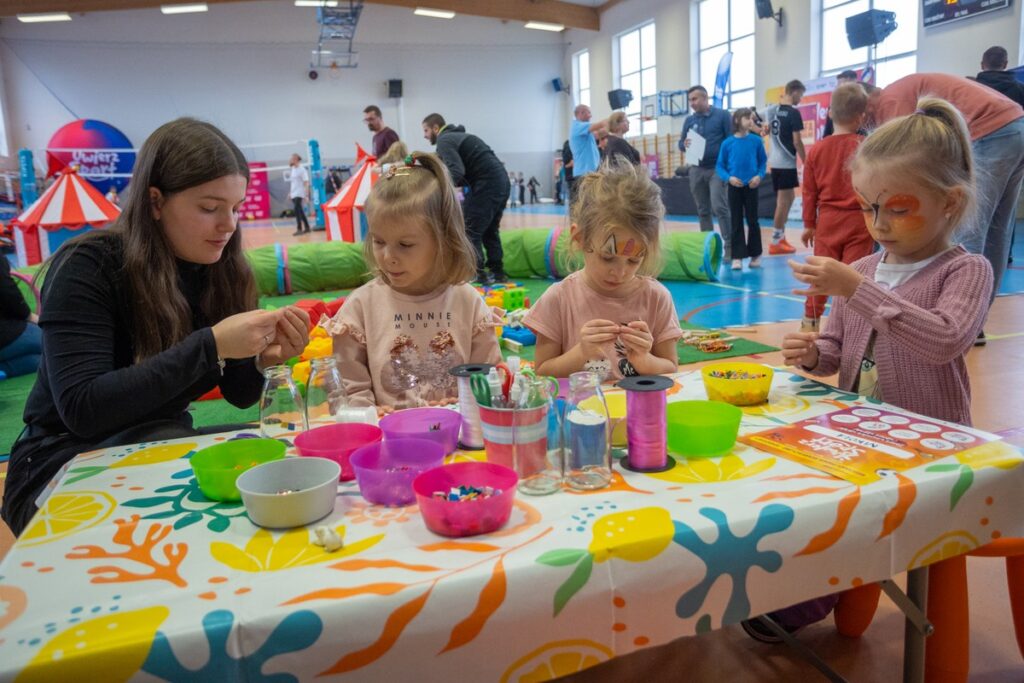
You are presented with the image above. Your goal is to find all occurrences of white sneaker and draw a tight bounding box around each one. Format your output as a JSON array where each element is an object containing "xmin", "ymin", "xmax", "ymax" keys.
[
  {"xmin": 731, "ymin": 259, "xmax": 742, "ymax": 270},
  {"xmin": 749, "ymin": 256, "xmax": 762, "ymax": 268}
]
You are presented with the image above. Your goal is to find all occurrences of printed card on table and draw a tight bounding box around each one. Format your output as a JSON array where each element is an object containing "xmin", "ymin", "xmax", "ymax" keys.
[{"xmin": 740, "ymin": 406, "xmax": 999, "ymax": 484}]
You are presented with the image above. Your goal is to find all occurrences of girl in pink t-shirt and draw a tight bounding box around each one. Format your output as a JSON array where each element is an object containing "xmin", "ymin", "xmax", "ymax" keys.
[
  {"xmin": 327, "ymin": 153, "xmax": 502, "ymax": 410},
  {"xmin": 524, "ymin": 163, "xmax": 682, "ymax": 380}
]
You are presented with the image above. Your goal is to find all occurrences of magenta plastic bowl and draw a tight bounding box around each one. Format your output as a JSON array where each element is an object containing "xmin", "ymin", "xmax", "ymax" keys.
[
  {"xmin": 412, "ymin": 461, "xmax": 518, "ymax": 537},
  {"xmin": 293, "ymin": 423, "xmax": 383, "ymax": 481},
  {"xmin": 379, "ymin": 407, "xmax": 462, "ymax": 455},
  {"xmin": 350, "ymin": 438, "xmax": 446, "ymax": 507}
]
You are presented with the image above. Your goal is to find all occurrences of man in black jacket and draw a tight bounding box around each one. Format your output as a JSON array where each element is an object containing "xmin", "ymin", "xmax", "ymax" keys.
[
  {"xmin": 976, "ymin": 46, "xmax": 1024, "ymax": 108},
  {"xmin": 422, "ymin": 113, "xmax": 511, "ymax": 285}
]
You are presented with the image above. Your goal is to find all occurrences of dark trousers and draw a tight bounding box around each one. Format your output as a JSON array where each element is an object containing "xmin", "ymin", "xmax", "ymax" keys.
[
  {"xmin": 2, "ymin": 420, "xmax": 256, "ymax": 537},
  {"xmin": 293, "ymin": 197, "xmax": 310, "ymax": 233},
  {"xmin": 728, "ymin": 185, "xmax": 762, "ymax": 260},
  {"xmin": 463, "ymin": 189, "xmax": 506, "ymax": 276}
]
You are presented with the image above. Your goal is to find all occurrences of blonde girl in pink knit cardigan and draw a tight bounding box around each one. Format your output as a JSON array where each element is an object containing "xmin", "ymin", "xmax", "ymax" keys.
[{"xmin": 781, "ymin": 97, "xmax": 993, "ymax": 426}]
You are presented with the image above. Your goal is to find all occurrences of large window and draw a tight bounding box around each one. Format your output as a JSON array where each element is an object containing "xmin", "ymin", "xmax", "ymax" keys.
[
  {"xmin": 821, "ymin": 0, "xmax": 918, "ymax": 87},
  {"xmin": 697, "ymin": 0, "xmax": 755, "ymax": 109},
  {"xmin": 573, "ymin": 50, "xmax": 591, "ymax": 108},
  {"xmin": 616, "ymin": 22, "xmax": 657, "ymax": 136}
]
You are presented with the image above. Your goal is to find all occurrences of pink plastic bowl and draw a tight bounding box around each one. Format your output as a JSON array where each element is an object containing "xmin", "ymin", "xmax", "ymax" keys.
[
  {"xmin": 293, "ymin": 423, "xmax": 382, "ymax": 481},
  {"xmin": 413, "ymin": 461, "xmax": 518, "ymax": 537},
  {"xmin": 350, "ymin": 438, "xmax": 446, "ymax": 507},
  {"xmin": 379, "ymin": 407, "xmax": 462, "ymax": 455}
]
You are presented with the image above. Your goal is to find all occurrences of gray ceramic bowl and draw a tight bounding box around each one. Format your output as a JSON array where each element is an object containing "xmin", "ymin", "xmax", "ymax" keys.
[{"xmin": 235, "ymin": 456, "xmax": 341, "ymax": 528}]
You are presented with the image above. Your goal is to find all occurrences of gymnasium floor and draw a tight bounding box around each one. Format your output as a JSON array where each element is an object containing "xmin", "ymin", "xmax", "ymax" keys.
[{"xmin": 2, "ymin": 206, "xmax": 1023, "ymax": 680}]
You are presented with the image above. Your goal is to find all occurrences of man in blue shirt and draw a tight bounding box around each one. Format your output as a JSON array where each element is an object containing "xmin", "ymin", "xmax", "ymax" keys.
[
  {"xmin": 569, "ymin": 104, "xmax": 609, "ymax": 203},
  {"xmin": 680, "ymin": 86, "xmax": 733, "ymax": 258}
]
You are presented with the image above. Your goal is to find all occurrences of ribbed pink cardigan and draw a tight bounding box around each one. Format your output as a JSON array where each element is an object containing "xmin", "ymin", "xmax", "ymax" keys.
[{"xmin": 809, "ymin": 246, "xmax": 993, "ymax": 426}]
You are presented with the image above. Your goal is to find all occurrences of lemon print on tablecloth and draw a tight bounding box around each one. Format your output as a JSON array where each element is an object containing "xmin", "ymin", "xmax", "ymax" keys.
[
  {"xmin": 955, "ymin": 441, "xmax": 1023, "ymax": 471},
  {"xmin": 500, "ymin": 638, "xmax": 613, "ymax": 683},
  {"xmin": 110, "ymin": 442, "xmax": 197, "ymax": 469},
  {"xmin": 587, "ymin": 507, "xmax": 675, "ymax": 563},
  {"xmin": 907, "ymin": 530, "xmax": 980, "ymax": 570},
  {"xmin": 647, "ymin": 453, "xmax": 775, "ymax": 484},
  {"xmin": 742, "ymin": 395, "xmax": 811, "ymax": 419},
  {"xmin": 15, "ymin": 606, "xmax": 169, "ymax": 683},
  {"xmin": 16, "ymin": 491, "xmax": 116, "ymax": 548}
]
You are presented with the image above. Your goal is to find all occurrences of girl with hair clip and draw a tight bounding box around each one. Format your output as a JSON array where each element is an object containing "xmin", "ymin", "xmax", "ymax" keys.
[
  {"xmin": 524, "ymin": 162, "xmax": 683, "ymax": 380},
  {"xmin": 2, "ymin": 118, "xmax": 311, "ymax": 537},
  {"xmin": 742, "ymin": 99, "xmax": 994, "ymax": 644},
  {"xmin": 327, "ymin": 152, "xmax": 502, "ymax": 412}
]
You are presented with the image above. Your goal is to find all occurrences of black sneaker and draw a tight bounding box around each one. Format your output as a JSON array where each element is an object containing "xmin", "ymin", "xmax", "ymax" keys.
[
  {"xmin": 740, "ymin": 617, "xmax": 803, "ymax": 644},
  {"xmin": 476, "ymin": 271, "xmax": 496, "ymax": 287},
  {"xmin": 975, "ymin": 331, "xmax": 987, "ymax": 347}
]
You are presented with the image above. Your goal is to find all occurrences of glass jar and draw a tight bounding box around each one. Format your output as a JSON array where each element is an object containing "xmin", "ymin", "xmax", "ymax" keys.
[
  {"xmin": 512, "ymin": 377, "xmax": 563, "ymax": 495},
  {"xmin": 563, "ymin": 371, "xmax": 611, "ymax": 490},
  {"xmin": 306, "ymin": 357, "xmax": 348, "ymax": 427},
  {"xmin": 260, "ymin": 365, "xmax": 308, "ymax": 438}
]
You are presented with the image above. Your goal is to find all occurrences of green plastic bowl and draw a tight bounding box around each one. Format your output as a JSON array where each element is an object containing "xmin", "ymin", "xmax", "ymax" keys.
[
  {"xmin": 190, "ymin": 438, "xmax": 287, "ymax": 502},
  {"xmin": 666, "ymin": 400, "xmax": 742, "ymax": 458}
]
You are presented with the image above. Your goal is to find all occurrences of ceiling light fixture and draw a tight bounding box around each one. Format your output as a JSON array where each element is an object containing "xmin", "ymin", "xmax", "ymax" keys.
[
  {"xmin": 524, "ymin": 21, "xmax": 565, "ymax": 32},
  {"xmin": 414, "ymin": 8, "xmax": 456, "ymax": 19},
  {"xmin": 160, "ymin": 3, "xmax": 208, "ymax": 14},
  {"xmin": 16, "ymin": 12, "xmax": 72, "ymax": 23}
]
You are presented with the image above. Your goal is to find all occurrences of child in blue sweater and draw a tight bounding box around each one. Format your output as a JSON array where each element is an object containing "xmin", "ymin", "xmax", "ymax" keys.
[{"xmin": 716, "ymin": 108, "xmax": 768, "ymax": 271}]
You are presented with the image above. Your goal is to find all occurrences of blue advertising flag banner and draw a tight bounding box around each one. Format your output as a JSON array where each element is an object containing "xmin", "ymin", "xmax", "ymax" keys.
[{"xmin": 713, "ymin": 52, "xmax": 733, "ymax": 109}]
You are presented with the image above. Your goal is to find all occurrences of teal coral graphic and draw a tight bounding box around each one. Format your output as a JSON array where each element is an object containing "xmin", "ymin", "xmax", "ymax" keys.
[
  {"xmin": 121, "ymin": 468, "xmax": 248, "ymax": 532},
  {"xmin": 673, "ymin": 504, "xmax": 794, "ymax": 625},
  {"xmin": 142, "ymin": 609, "xmax": 322, "ymax": 682},
  {"xmin": 785, "ymin": 374, "xmax": 862, "ymax": 401}
]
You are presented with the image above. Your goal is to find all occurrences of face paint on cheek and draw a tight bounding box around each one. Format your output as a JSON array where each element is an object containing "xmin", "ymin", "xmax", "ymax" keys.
[{"xmin": 885, "ymin": 194, "xmax": 926, "ymax": 230}]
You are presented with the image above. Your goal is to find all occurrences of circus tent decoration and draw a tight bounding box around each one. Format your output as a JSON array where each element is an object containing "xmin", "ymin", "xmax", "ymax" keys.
[{"xmin": 323, "ymin": 144, "xmax": 378, "ymax": 243}]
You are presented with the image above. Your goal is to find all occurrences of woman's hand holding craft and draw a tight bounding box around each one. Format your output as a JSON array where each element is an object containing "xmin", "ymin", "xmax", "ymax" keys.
[
  {"xmin": 259, "ymin": 306, "xmax": 311, "ymax": 368},
  {"xmin": 781, "ymin": 332, "xmax": 820, "ymax": 369},
  {"xmin": 212, "ymin": 309, "xmax": 282, "ymax": 360},
  {"xmin": 788, "ymin": 256, "xmax": 864, "ymax": 298}
]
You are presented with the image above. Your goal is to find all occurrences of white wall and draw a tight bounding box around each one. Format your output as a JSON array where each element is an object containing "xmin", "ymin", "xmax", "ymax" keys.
[{"xmin": 0, "ymin": 2, "xmax": 568, "ymax": 197}]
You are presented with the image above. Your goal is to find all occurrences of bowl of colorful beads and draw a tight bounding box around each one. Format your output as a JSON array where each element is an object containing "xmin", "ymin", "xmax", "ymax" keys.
[
  {"xmin": 701, "ymin": 362, "xmax": 774, "ymax": 406},
  {"xmin": 413, "ymin": 462, "xmax": 518, "ymax": 537},
  {"xmin": 350, "ymin": 438, "xmax": 446, "ymax": 506},
  {"xmin": 235, "ymin": 456, "xmax": 341, "ymax": 528}
]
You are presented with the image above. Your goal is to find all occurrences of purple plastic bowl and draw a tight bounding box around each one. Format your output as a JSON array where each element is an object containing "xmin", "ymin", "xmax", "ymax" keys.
[
  {"xmin": 293, "ymin": 423, "xmax": 383, "ymax": 481},
  {"xmin": 349, "ymin": 438, "xmax": 446, "ymax": 506},
  {"xmin": 379, "ymin": 407, "xmax": 462, "ymax": 455},
  {"xmin": 413, "ymin": 462, "xmax": 518, "ymax": 537}
]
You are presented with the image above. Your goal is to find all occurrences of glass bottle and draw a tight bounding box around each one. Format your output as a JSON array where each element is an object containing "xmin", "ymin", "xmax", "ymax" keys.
[
  {"xmin": 563, "ymin": 371, "xmax": 611, "ymax": 490},
  {"xmin": 260, "ymin": 365, "xmax": 308, "ymax": 438},
  {"xmin": 512, "ymin": 377, "xmax": 563, "ymax": 495},
  {"xmin": 306, "ymin": 357, "xmax": 348, "ymax": 427}
]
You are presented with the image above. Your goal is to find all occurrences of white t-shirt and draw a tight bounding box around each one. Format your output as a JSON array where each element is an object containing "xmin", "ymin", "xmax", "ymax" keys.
[
  {"xmin": 285, "ymin": 165, "xmax": 309, "ymax": 199},
  {"xmin": 874, "ymin": 247, "xmax": 955, "ymax": 288}
]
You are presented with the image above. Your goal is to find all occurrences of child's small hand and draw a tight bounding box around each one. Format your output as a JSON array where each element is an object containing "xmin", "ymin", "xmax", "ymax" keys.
[
  {"xmin": 801, "ymin": 228, "xmax": 815, "ymax": 248},
  {"xmin": 781, "ymin": 332, "xmax": 820, "ymax": 369},
  {"xmin": 749, "ymin": 176, "xmax": 761, "ymax": 189},
  {"xmin": 728, "ymin": 176, "xmax": 744, "ymax": 187},
  {"xmin": 788, "ymin": 256, "xmax": 864, "ymax": 298},
  {"xmin": 618, "ymin": 321, "xmax": 654, "ymax": 359},
  {"xmin": 376, "ymin": 405, "xmax": 395, "ymax": 418},
  {"xmin": 579, "ymin": 319, "xmax": 620, "ymax": 357}
]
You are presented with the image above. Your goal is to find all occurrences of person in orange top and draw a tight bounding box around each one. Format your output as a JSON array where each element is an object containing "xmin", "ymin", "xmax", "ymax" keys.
[
  {"xmin": 867, "ymin": 73, "xmax": 1024, "ymax": 326},
  {"xmin": 800, "ymin": 83, "xmax": 873, "ymax": 331}
]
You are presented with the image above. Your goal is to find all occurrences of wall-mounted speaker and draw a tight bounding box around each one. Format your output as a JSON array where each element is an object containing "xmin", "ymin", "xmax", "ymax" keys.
[
  {"xmin": 608, "ymin": 88, "xmax": 633, "ymax": 110},
  {"xmin": 552, "ymin": 77, "xmax": 565, "ymax": 93},
  {"xmin": 845, "ymin": 9, "xmax": 897, "ymax": 49},
  {"xmin": 388, "ymin": 79, "xmax": 403, "ymax": 98}
]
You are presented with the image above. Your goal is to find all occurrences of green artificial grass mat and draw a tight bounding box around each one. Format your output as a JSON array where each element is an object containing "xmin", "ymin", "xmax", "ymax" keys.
[{"xmin": 676, "ymin": 322, "xmax": 778, "ymax": 364}]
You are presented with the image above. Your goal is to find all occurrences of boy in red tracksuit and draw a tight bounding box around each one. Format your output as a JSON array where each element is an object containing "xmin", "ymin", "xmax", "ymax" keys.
[{"xmin": 800, "ymin": 83, "xmax": 874, "ymax": 331}]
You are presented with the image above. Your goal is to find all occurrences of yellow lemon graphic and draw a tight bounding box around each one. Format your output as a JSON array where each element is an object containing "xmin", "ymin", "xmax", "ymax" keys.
[
  {"xmin": 110, "ymin": 442, "xmax": 197, "ymax": 469},
  {"xmin": 647, "ymin": 453, "xmax": 775, "ymax": 484},
  {"xmin": 955, "ymin": 441, "xmax": 1023, "ymax": 471},
  {"xmin": 16, "ymin": 606, "xmax": 169, "ymax": 683},
  {"xmin": 501, "ymin": 639, "xmax": 613, "ymax": 683},
  {"xmin": 587, "ymin": 507, "xmax": 674, "ymax": 563},
  {"xmin": 16, "ymin": 491, "xmax": 116, "ymax": 547},
  {"xmin": 907, "ymin": 530, "xmax": 980, "ymax": 570},
  {"xmin": 743, "ymin": 395, "xmax": 810, "ymax": 418}
]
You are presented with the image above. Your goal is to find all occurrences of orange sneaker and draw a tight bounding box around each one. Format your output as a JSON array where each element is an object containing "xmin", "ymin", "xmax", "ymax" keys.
[{"xmin": 768, "ymin": 238, "xmax": 796, "ymax": 255}]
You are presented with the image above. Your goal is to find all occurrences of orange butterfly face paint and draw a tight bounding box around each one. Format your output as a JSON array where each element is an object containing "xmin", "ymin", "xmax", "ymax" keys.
[{"xmin": 884, "ymin": 194, "xmax": 926, "ymax": 231}]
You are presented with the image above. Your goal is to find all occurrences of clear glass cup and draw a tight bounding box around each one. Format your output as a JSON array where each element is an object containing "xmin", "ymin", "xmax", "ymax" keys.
[
  {"xmin": 512, "ymin": 378, "xmax": 563, "ymax": 495},
  {"xmin": 306, "ymin": 357, "xmax": 348, "ymax": 427},
  {"xmin": 260, "ymin": 365, "xmax": 308, "ymax": 438},
  {"xmin": 563, "ymin": 371, "xmax": 611, "ymax": 490}
]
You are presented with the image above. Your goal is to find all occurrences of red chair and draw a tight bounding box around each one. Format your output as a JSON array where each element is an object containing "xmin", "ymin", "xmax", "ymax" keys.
[{"xmin": 834, "ymin": 538, "xmax": 1024, "ymax": 682}]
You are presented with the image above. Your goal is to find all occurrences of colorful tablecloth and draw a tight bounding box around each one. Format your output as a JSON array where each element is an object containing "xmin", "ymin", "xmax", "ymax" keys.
[{"xmin": 1, "ymin": 370, "xmax": 1022, "ymax": 682}]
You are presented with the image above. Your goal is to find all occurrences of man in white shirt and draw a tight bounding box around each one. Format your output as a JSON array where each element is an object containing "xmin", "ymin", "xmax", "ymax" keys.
[{"xmin": 285, "ymin": 153, "xmax": 311, "ymax": 235}]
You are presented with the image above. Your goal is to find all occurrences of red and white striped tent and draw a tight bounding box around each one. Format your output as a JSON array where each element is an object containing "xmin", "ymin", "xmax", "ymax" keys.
[
  {"xmin": 11, "ymin": 167, "xmax": 120, "ymax": 267},
  {"xmin": 323, "ymin": 144, "xmax": 379, "ymax": 242}
]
